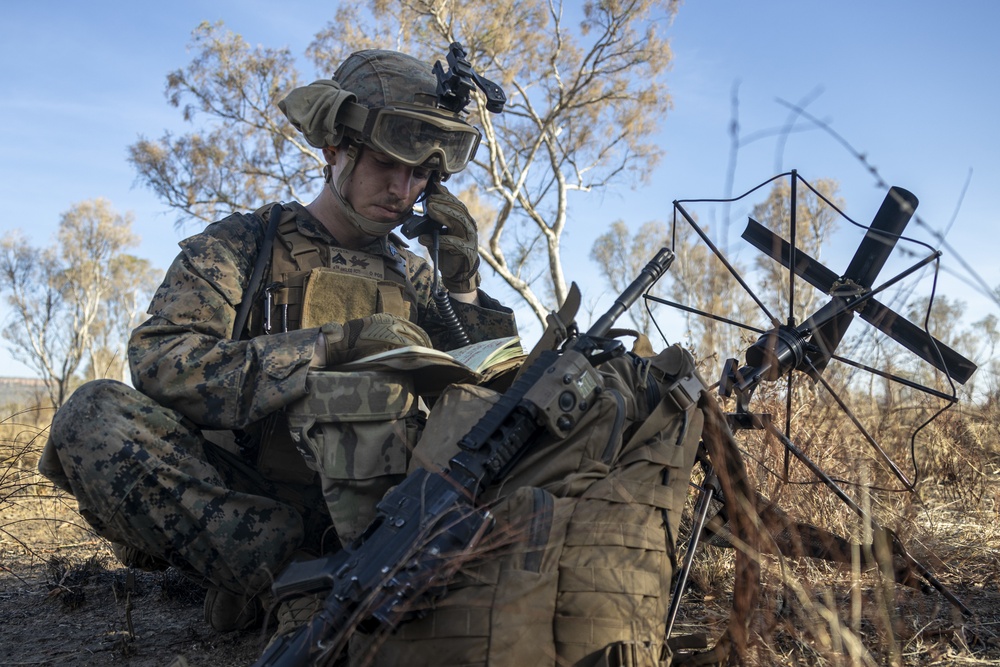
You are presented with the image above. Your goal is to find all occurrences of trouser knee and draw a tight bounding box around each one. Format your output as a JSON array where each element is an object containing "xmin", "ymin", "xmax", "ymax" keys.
[
  {"xmin": 44, "ymin": 379, "xmax": 210, "ymax": 504},
  {"xmin": 41, "ymin": 380, "xmax": 140, "ymax": 493},
  {"xmin": 41, "ymin": 379, "xmax": 307, "ymax": 594}
]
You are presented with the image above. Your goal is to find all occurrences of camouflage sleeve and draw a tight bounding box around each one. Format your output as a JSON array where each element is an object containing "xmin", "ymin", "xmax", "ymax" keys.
[
  {"xmin": 128, "ymin": 214, "xmax": 317, "ymax": 430},
  {"xmin": 400, "ymin": 245, "xmax": 517, "ymax": 350},
  {"xmin": 445, "ymin": 290, "xmax": 517, "ymax": 347}
]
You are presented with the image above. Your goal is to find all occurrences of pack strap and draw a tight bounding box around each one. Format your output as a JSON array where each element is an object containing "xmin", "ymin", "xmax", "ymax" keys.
[
  {"xmin": 278, "ymin": 215, "xmax": 324, "ymax": 270},
  {"xmin": 623, "ymin": 370, "xmax": 703, "ymax": 452},
  {"xmin": 233, "ymin": 203, "xmax": 283, "ymax": 340}
]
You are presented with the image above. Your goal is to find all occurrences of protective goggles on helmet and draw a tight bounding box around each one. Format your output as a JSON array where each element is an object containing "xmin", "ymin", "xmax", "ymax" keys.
[{"xmin": 359, "ymin": 106, "xmax": 481, "ymax": 174}]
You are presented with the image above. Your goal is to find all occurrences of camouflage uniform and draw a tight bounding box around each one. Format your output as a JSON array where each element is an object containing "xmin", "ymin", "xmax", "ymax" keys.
[{"xmin": 40, "ymin": 201, "xmax": 516, "ymax": 597}]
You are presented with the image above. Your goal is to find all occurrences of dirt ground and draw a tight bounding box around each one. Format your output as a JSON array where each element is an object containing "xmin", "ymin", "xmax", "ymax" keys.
[
  {"xmin": 0, "ymin": 493, "xmax": 265, "ymax": 667},
  {"xmin": 3, "ymin": 479, "xmax": 1000, "ymax": 666},
  {"xmin": 0, "ymin": 498, "xmax": 1000, "ymax": 667}
]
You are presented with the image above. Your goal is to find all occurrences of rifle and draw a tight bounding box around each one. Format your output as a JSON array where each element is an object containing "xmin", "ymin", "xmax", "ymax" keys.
[{"xmin": 252, "ymin": 248, "xmax": 675, "ymax": 667}]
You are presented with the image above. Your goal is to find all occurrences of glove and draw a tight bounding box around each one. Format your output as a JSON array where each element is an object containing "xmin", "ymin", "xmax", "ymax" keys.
[
  {"xmin": 420, "ymin": 184, "xmax": 481, "ymax": 293},
  {"xmin": 319, "ymin": 313, "xmax": 431, "ymax": 367}
]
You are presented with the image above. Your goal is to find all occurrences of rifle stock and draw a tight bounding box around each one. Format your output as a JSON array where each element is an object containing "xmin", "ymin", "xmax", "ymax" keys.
[{"xmin": 253, "ymin": 248, "xmax": 674, "ymax": 667}]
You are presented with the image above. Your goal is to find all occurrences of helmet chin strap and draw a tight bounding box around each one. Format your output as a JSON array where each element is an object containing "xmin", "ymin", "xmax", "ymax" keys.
[{"xmin": 328, "ymin": 144, "xmax": 410, "ymax": 238}]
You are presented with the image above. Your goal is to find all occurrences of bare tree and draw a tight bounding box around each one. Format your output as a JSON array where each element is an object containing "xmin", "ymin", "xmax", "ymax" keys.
[
  {"xmin": 128, "ymin": 21, "xmax": 311, "ymax": 224},
  {"xmin": 588, "ymin": 210, "xmax": 761, "ymax": 375},
  {"xmin": 129, "ymin": 1, "xmax": 679, "ymax": 325},
  {"xmin": 0, "ymin": 199, "xmax": 158, "ymax": 407},
  {"xmin": 898, "ymin": 295, "xmax": 988, "ymax": 399},
  {"xmin": 665, "ymin": 218, "xmax": 761, "ymax": 374}
]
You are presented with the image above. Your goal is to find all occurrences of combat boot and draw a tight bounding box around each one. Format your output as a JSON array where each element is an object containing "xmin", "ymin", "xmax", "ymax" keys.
[
  {"xmin": 110, "ymin": 541, "xmax": 170, "ymax": 571},
  {"xmin": 204, "ymin": 589, "xmax": 265, "ymax": 632},
  {"xmin": 274, "ymin": 593, "xmax": 321, "ymax": 636}
]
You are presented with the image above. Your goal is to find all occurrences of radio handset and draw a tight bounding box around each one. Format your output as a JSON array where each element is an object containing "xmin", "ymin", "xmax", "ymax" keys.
[{"xmin": 400, "ymin": 207, "xmax": 471, "ymax": 347}]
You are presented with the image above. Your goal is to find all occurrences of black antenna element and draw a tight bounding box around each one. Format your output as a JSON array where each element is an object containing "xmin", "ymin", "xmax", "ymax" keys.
[
  {"xmin": 434, "ymin": 42, "xmax": 506, "ymax": 114},
  {"xmin": 741, "ymin": 188, "xmax": 976, "ymax": 384}
]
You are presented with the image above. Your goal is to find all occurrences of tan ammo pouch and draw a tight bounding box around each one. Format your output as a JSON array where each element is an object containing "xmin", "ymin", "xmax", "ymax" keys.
[
  {"xmin": 367, "ymin": 485, "xmax": 577, "ymax": 667},
  {"xmin": 286, "ymin": 370, "xmax": 419, "ymax": 482}
]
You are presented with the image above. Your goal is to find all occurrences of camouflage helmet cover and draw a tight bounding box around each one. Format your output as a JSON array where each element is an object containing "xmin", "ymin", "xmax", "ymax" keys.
[
  {"xmin": 333, "ymin": 49, "xmax": 441, "ymax": 112},
  {"xmin": 280, "ymin": 49, "xmax": 481, "ymax": 174},
  {"xmin": 333, "ymin": 50, "xmax": 481, "ymax": 175}
]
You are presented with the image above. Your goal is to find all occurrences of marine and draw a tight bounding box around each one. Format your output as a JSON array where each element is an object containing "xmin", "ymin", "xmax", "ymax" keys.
[
  {"xmin": 39, "ymin": 44, "xmax": 711, "ymax": 667},
  {"xmin": 38, "ymin": 47, "xmax": 516, "ymax": 633}
]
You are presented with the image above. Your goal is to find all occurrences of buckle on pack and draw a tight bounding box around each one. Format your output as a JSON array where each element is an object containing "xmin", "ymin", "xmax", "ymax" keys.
[{"xmin": 665, "ymin": 372, "xmax": 704, "ymax": 413}]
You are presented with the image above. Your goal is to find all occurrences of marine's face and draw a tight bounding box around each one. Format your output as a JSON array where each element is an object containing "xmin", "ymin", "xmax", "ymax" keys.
[{"xmin": 339, "ymin": 147, "xmax": 431, "ymax": 224}]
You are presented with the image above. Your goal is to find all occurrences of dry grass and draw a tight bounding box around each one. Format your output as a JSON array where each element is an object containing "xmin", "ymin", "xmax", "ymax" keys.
[
  {"xmin": 0, "ymin": 404, "xmax": 96, "ymax": 561},
  {"xmin": 2, "ymin": 385, "xmax": 999, "ymax": 666},
  {"xmin": 665, "ymin": 375, "xmax": 1000, "ymax": 665}
]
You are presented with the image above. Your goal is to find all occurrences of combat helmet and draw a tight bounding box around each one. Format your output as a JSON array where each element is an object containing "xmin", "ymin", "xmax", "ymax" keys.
[{"xmin": 280, "ymin": 49, "xmax": 482, "ymax": 237}]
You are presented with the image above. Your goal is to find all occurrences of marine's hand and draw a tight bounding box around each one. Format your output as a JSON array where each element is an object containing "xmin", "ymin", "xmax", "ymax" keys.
[
  {"xmin": 420, "ymin": 184, "xmax": 481, "ymax": 294},
  {"xmin": 313, "ymin": 314, "xmax": 431, "ymax": 368}
]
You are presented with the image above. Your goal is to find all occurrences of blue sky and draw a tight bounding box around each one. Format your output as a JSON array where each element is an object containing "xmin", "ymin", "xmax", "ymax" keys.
[{"xmin": 1, "ymin": 1, "xmax": 998, "ymax": 378}]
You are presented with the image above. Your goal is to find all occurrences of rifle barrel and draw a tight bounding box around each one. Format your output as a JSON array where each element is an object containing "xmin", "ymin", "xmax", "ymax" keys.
[{"xmin": 588, "ymin": 247, "xmax": 674, "ymax": 337}]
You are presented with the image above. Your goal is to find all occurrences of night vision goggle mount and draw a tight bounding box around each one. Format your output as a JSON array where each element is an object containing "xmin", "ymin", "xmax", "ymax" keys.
[{"xmin": 434, "ymin": 42, "xmax": 506, "ymax": 114}]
